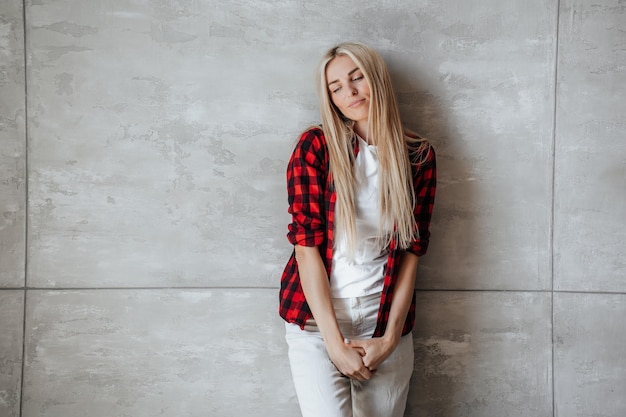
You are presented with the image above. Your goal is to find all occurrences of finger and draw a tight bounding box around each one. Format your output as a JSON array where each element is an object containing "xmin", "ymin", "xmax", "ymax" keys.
[
  {"xmin": 350, "ymin": 346, "xmax": 366, "ymax": 356},
  {"xmin": 351, "ymin": 344, "xmax": 368, "ymax": 356},
  {"xmin": 362, "ymin": 354, "xmax": 379, "ymax": 370},
  {"xmin": 349, "ymin": 364, "xmax": 371, "ymax": 381},
  {"xmin": 356, "ymin": 363, "xmax": 372, "ymax": 380}
]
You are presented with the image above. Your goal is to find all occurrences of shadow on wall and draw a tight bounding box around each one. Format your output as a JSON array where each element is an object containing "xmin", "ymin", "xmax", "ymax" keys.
[{"xmin": 393, "ymin": 63, "xmax": 482, "ymax": 288}]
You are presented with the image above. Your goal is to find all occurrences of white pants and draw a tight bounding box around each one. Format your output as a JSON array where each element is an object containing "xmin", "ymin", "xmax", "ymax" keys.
[{"xmin": 285, "ymin": 292, "xmax": 414, "ymax": 417}]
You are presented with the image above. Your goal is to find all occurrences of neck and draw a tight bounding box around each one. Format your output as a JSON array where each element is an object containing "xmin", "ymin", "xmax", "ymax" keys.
[{"xmin": 354, "ymin": 121, "xmax": 371, "ymax": 144}]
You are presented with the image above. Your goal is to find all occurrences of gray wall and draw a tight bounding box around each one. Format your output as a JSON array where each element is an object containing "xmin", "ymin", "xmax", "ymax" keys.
[{"xmin": 1, "ymin": 0, "xmax": 624, "ymax": 416}]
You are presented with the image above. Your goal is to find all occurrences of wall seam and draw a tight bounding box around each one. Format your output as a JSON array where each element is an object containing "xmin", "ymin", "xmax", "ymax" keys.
[
  {"xmin": 19, "ymin": 0, "xmax": 29, "ymax": 416},
  {"xmin": 550, "ymin": 0, "xmax": 562, "ymax": 416},
  {"xmin": 3, "ymin": 286, "xmax": 624, "ymax": 294}
]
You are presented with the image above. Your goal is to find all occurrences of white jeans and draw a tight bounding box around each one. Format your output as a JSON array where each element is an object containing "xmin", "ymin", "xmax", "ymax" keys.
[{"xmin": 285, "ymin": 292, "xmax": 414, "ymax": 417}]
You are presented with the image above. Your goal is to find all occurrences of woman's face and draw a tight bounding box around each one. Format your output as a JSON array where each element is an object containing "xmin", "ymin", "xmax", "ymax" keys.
[{"xmin": 325, "ymin": 55, "xmax": 371, "ymax": 128}]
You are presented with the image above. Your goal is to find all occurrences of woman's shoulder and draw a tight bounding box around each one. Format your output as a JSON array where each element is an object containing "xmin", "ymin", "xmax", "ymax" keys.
[
  {"xmin": 299, "ymin": 125, "xmax": 325, "ymax": 141},
  {"xmin": 294, "ymin": 125, "xmax": 328, "ymax": 152},
  {"xmin": 288, "ymin": 125, "xmax": 331, "ymax": 168}
]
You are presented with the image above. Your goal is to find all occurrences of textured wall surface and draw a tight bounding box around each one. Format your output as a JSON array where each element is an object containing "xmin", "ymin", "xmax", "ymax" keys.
[
  {"xmin": 554, "ymin": 293, "xmax": 626, "ymax": 417},
  {"xmin": 404, "ymin": 0, "xmax": 557, "ymax": 291},
  {"xmin": 1, "ymin": 0, "xmax": 625, "ymax": 416},
  {"xmin": 0, "ymin": 292, "xmax": 24, "ymax": 417},
  {"xmin": 0, "ymin": 0, "xmax": 25, "ymax": 287},
  {"xmin": 22, "ymin": 290, "xmax": 298, "ymax": 417},
  {"xmin": 409, "ymin": 292, "xmax": 552, "ymax": 417},
  {"xmin": 26, "ymin": 0, "xmax": 299, "ymax": 288},
  {"xmin": 554, "ymin": 0, "xmax": 626, "ymax": 292}
]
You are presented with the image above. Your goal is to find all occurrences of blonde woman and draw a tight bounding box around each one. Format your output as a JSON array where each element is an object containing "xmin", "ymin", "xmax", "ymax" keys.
[{"xmin": 279, "ymin": 42, "xmax": 437, "ymax": 417}]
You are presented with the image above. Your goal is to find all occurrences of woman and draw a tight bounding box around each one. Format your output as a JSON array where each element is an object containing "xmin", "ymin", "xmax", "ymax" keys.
[{"xmin": 279, "ymin": 42, "xmax": 436, "ymax": 417}]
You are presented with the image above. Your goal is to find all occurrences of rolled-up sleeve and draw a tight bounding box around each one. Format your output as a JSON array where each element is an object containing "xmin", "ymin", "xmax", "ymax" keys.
[
  {"xmin": 286, "ymin": 129, "xmax": 328, "ymax": 247},
  {"xmin": 406, "ymin": 146, "xmax": 437, "ymax": 256}
]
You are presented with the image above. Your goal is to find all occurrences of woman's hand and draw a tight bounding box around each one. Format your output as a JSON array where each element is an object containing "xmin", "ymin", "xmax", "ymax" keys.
[
  {"xmin": 347, "ymin": 335, "xmax": 398, "ymax": 372},
  {"xmin": 327, "ymin": 340, "xmax": 372, "ymax": 381}
]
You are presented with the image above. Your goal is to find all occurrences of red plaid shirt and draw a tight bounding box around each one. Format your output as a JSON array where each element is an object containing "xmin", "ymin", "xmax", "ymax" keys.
[{"xmin": 279, "ymin": 127, "xmax": 436, "ymax": 337}]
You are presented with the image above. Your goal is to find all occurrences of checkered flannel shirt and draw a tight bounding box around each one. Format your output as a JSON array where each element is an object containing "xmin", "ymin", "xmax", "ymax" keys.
[{"xmin": 279, "ymin": 127, "xmax": 437, "ymax": 337}]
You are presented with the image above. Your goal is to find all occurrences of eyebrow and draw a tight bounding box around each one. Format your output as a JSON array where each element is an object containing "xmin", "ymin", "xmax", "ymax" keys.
[{"xmin": 327, "ymin": 67, "xmax": 360, "ymax": 86}]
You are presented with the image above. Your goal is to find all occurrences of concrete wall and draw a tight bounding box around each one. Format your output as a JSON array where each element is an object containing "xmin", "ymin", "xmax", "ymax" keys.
[{"xmin": 1, "ymin": 0, "xmax": 624, "ymax": 416}]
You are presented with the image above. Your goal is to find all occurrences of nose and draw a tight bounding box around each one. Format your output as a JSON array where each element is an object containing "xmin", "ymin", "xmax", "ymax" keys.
[{"xmin": 350, "ymin": 87, "xmax": 358, "ymax": 96}]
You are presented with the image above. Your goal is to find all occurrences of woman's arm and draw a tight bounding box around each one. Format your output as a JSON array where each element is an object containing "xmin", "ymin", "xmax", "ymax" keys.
[
  {"xmin": 381, "ymin": 251, "xmax": 419, "ymax": 344},
  {"xmin": 295, "ymin": 244, "xmax": 372, "ymax": 381},
  {"xmin": 348, "ymin": 251, "xmax": 418, "ymax": 371}
]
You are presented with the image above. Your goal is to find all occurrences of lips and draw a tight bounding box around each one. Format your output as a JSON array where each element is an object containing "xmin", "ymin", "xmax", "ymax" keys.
[{"xmin": 349, "ymin": 99, "xmax": 365, "ymax": 108}]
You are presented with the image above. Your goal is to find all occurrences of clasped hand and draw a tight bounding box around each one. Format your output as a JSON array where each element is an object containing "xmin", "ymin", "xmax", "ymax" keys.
[{"xmin": 327, "ymin": 336, "xmax": 397, "ymax": 381}]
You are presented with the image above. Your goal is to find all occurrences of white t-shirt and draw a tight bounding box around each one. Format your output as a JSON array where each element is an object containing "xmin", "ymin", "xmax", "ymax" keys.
[{"xmin": 330, "ymin": 136, "xmax": 391, "ymax": 298}]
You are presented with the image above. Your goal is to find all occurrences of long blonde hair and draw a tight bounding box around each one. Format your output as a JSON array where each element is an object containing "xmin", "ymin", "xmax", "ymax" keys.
[{"xmin": 316, "ymin": 42, "xmax": 429, "ymax": 253}]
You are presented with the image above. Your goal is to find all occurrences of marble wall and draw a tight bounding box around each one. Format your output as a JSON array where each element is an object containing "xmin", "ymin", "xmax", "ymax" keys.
[{"xmin": 1, "ymin": 0, "xmax": 624, "ymax": 416}]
